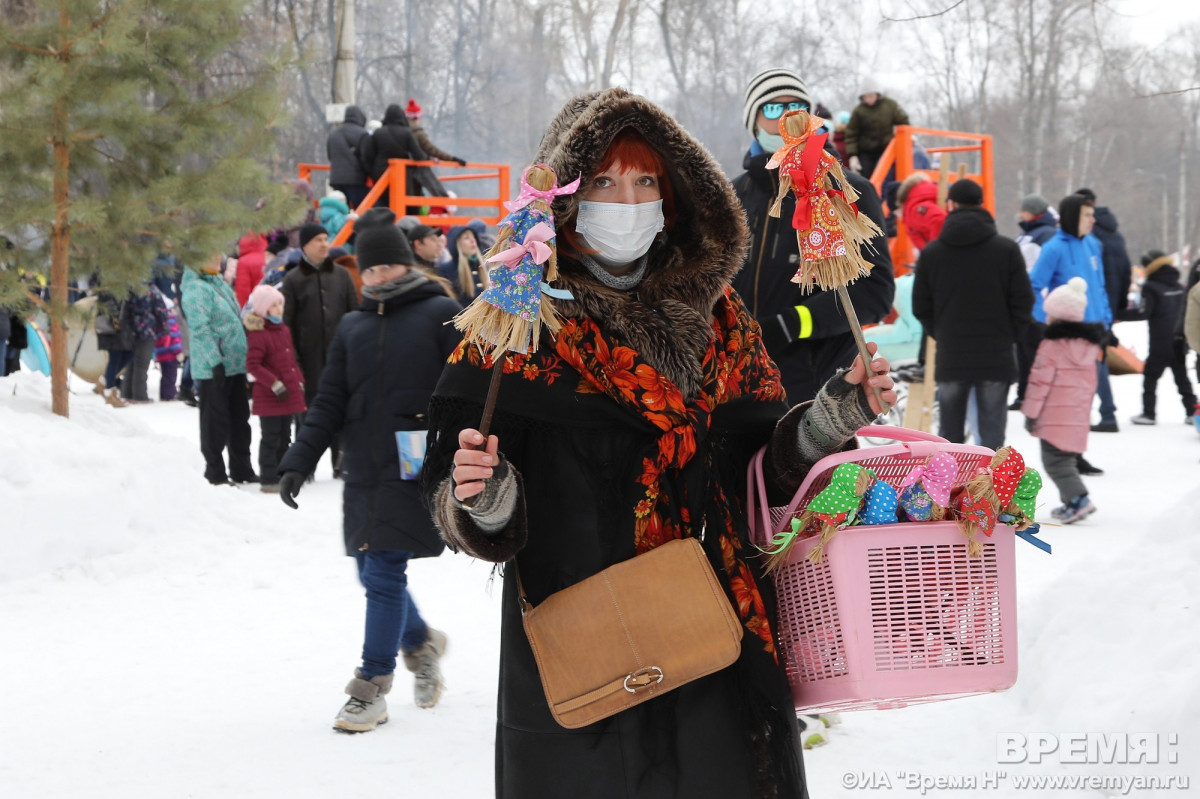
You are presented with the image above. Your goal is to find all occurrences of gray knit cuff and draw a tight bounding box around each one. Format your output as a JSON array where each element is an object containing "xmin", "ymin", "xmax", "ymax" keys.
[
  {"xmin": 457, "ymin": 458, "xmax": 518, "ymax": 533},
  {"xmin": 799, "ymin": 367, "xmax": 878, "ymax": 462}
]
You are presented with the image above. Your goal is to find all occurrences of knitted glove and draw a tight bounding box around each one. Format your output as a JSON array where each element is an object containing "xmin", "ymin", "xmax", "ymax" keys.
[
  {"xmin": 271, "ymin": 380, "xmax": 289, "ymax": 400},
  {"xmin": 455, "ymin": 457, "xmax": 518, "ymax": 534},
  {"xmin": 797, "ymin": 367, "xmax": 877, "ymax": 465}
]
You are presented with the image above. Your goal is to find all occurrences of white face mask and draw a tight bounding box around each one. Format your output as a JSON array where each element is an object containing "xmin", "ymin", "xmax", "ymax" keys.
[
  {"xmin": 576, "ymin": 199, "xmax": 665, "ymax": 269},
  {"xmin": 756, "ymin": 129, "xmax": 784, "ymax": 153}
]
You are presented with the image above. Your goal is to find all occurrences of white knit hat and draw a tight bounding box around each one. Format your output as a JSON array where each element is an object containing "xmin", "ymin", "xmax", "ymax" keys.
[
  {"xmin": 742, "ymin": 68, "xmax": 814, "ymax": 137},
  {"xmin": 1043, "ymin": 276, "xmax": 1088, "ymax": 323}
]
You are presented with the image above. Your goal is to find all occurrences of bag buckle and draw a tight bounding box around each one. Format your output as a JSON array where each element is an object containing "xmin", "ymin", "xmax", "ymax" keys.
[{"xmin": 623, "ymin": 666, "xmax": 664, "ymax": 693}]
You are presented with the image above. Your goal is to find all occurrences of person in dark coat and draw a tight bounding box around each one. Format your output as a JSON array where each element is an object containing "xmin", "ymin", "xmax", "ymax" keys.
[
  {"xmin": 1119, "ymin": 251, "xmax": 1197, "ymax": 424},
  {"xmin": 1075, "ymin": 188, "xmax": 1132, "ymax": 320},
  {"xmin": 326, "ymin": 104, "xmax": 372, "ymax": 208},
  {"xmin": 844, "ymin": 84, "xmax": 910, "ymax": 177},
  {"xmin": 404, "ymin": 98, "xmax": 467, "ymax": 198},
  {"xmin": 421, "ymin": 88, "xmax": 897, "ymax": 799},
  {"xmin": 244, "ymin": 284, "xmax": 307, "ymax": 492},
  {"xmin": 361, "ymin": 104, "xmax": 428, "ymax": 211},
  {"xmin": 732, "ymin": 68, "xmax": 895, "ymax": 406},
  {"xmin": 280, "ymin": 223, "xmax": 359, "ymax": 477},
  {"xmin": 1011, "ymin": 194, "xmax": 1058, "ymax": 408},
  {"xmin": 95, "ymin": 291, "xmax": 135, "ymax": 406},
  {"xmin": 277, "ymin": 223, "xmax": 461, "ymax": 732},
  {"xmin": 912, "ymin": 179, "xmax": 1035, "ymax": 449}
]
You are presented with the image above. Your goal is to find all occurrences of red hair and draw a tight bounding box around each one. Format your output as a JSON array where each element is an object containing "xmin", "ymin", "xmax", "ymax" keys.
[{"xmin": 560, "ymin": 128, "xmax": 677, "ymax": 257}]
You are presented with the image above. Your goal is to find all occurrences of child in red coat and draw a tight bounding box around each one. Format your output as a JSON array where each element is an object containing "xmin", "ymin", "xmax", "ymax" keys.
[
  {"xmin": 244, "ymin": 284, "xmax": 307, "ymax": 492},
  {"xmin": 1021, "ymin": 277, "xmax": 1106, "ymax": 524}
]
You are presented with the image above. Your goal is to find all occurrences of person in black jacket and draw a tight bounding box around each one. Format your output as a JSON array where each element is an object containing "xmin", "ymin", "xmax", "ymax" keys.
[
  {"xmin": 1120, "ymin": 251, "xmax": 1197, "ymax": 424},
  {"xmin": 361, "ymin": 104, "xmax": 429, "ymax": 212},
  {"xmin": 280, "ymin": 223, "xmax": 360, "ymax": 476},
  {"xmin": 732, "ymin": 67, "xmax": 895, "ymax": 406},
  {"xmin": 912, "ymin": 179, "xmax": 1035, "ymax": 449},
  {"xmin": 277, "ymin": 222, "xmax": 462, "ymax": 733},
  {"xmin": 326, "ymin": 105, "xmax": 372, "ymax": 208},
  {"xmin": 1075, "ymin": 188, "xmax": 1132, "ymax": 321}
]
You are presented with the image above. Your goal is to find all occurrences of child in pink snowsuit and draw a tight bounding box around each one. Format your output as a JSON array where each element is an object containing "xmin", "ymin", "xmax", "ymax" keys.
[{"xmin": 1022, "ymin": 277, "xmax": 1107, "ymax": 524}]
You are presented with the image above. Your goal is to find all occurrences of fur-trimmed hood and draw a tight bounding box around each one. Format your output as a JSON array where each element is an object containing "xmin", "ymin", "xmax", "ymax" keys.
[
  {"xmin": 1043, "ymin": 320, "xmax": 1106, "ymax": 343},
  {"xmin": 533, "ymin": 88, "xmax": 749, "ymax": 398},
  {"xmin": 243, "ymin": 311, "xmax": 266, "ymax": 331}
]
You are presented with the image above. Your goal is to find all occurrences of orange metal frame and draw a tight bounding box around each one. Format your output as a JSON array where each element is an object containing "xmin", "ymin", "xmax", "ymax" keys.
[
  {"xmin": 297, "ymin": 160, "xmax": 512, "ymax": 247},
  {"xmin": 868, "ymin": 126, "xmax": 994, "ymax": 276}
]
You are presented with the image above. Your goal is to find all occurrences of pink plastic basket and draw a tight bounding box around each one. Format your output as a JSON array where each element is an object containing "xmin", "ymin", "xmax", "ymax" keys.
[{"xmin": 746, "ymin": 425, "xmax": 1018, "ymax": 713}]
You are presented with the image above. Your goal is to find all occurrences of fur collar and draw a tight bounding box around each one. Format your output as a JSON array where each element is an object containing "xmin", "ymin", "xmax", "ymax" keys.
[
  {"xmin": 1043, "ymin": 320, "xmax": 1106, "ymax": 343},
  {"xmin": 533, "ymin": 88, "xmax": 749, "ymax": 399}
]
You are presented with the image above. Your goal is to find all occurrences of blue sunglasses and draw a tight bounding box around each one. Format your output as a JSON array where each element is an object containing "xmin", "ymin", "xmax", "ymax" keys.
[{"xmin": 761, "ymin": 101, "xmax": 810, "ymax": 120}]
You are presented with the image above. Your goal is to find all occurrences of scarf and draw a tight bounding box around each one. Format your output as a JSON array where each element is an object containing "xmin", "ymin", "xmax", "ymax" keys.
[
  {"xmin": 361, "ymin": 269, "xmax": 428, "ymax": 302},
  {"xmin": 444, "ymin": 288, "xmax": 788, "ymax": 657}
]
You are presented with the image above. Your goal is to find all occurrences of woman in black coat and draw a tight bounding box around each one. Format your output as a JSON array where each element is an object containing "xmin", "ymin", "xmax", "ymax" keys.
[
  {"xmin": 421, "ymin": 89, "xmax": 896, "ymax": 799},
  {"xmin": 277, "ymin": 223, "xmax": 462, "ymax": 732},
  {"xmin": 361, "ymin": 104, "xmax": 428, "ymax": 212}
]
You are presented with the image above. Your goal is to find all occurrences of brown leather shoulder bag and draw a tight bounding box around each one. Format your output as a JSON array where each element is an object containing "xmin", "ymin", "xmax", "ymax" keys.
[{"xmin": 519, "ymin": 536, "xmax": 744, "ymax": 729}]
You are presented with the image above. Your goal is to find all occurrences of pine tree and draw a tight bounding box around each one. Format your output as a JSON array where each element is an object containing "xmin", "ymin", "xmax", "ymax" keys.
[{"xmin": 0, "ymin": 0, "xmax": 304, "ymax": 416}]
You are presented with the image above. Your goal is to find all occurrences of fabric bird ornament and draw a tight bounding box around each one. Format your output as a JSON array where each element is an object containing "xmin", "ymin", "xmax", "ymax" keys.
[
  {"xmin": 989, "ymin": 448, "xmax": 1026, "ymax": 508},
  {"xmin": 453, "ymin": 164, "xmax": 578, "ymax": 354},
  {"xmin": 858, "ymin": 474, "xmax": 899, "ymax": 526},
  {"xmin": 951, "ymin": 446, "xmax": 1026, "ymax": 557},
  {"xmin": 898, "ymin": 452, "xmax": 958, "ymax": 522}
]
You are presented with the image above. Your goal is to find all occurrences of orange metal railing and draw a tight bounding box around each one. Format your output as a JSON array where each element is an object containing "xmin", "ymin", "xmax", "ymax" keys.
[
  {"xmin": 297, "ymin": 160, "xmax": 512, "ymax": 247},
  {"xmin": 867, "ymin": 126, "xmax": 994, "ymax": 276}
]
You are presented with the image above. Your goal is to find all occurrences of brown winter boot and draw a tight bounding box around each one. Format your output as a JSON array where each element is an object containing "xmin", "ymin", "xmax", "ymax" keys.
[
  {"xmin": 93, "ymin": 378, "xmax": 107, "ymax": 396},
  {"xmin": 104, "ymin": 387, "xmax": 127, "ymax": 408}
]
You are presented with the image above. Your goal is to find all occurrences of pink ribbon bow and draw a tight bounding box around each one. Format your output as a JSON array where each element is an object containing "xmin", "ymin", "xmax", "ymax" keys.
[
  {"xmin": 486, "ymin": 222, "xmax": 555, "ymax": 268},
  {"xmin": 503, "ymin": 164, "xmax": 582, "ymax": 213}
]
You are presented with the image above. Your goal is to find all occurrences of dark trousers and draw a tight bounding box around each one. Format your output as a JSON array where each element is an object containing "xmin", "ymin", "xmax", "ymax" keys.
[
  {"xmin": 180, "ymin": 357, "xmax": 194, "ymax": 391},
  {"xmin": 197, "ymin": 371, "xmax": 254, "ymax": 483},
  {"xmin": 159, "ymin": 359, "xmax": 179, "ymax": 400},
  {"xmin": 331, "ymin": 183, "xmax": 369, "ymax": 210},
  {"xmin": 1015, "ymin": 322, "xmax": 1046, "ymax": 402},
  {"xmin": 1041, "ymin": 439, "xmax": 1085, "ymax": 504},
  {"xmin": 103, "ymin": 349, "xmax": 133, "ymax": 389},
  {"xmin": 938, "ymin": 380, "xmax": 1011, "ymax": 450},
  {"xmin": 121, "ymin": 338, "xmax": 155, "ymax": 401},
  {"xmin": 257, "ymin": 414, "xmax": 293, "ymax": 486},
  {"xmin": 1142, "ymin": 339, "xmax": 1198, "ymax": 419}
]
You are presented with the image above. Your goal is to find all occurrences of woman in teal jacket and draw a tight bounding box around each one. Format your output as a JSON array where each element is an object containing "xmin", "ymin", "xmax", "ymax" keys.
[{"xmin": 181, "ymin": 254, "xmax": 256, "ymax": 485}]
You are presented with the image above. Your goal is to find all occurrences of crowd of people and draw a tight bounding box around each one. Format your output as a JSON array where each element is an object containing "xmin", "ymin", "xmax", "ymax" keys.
[{"xmin": 9, "ymin": 70, "xmax": 1200, "ymax": 799}]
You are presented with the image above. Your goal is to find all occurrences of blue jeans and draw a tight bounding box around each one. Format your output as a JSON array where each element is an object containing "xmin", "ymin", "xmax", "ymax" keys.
[
  {"xmin": 0, "ymin": 342, "xmax": 7, "ymax": 376},
  {"xmin": 355, "ymin": 550, "xmax": 428, "ymax": 679},
  {"xmin": 1095, "ymin": 360, "xmax": 1116, "ymax": 424},
  {"xmin": 938, "ymin": 380, "xmax": 1011, "ymax": 450}
]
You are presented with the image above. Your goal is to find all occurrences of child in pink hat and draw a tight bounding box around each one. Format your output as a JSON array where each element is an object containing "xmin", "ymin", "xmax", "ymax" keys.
[
  {"xmin": 1022, "ymin": 277, "xmax": 1106, "ymax": 523},
  {"xmin": 243, "ymin": 284, "xmax": 306, "ymax": 492}
]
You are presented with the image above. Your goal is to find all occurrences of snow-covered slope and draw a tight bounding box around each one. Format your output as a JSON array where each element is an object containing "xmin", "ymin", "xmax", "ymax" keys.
[{"xmin": 1, "ymin": 319, "xmax": 1196, "ymax": 798}]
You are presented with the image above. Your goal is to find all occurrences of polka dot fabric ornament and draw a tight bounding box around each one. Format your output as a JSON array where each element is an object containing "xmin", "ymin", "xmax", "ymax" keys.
[
  {"xmin": 796, "ymin": 463, "xmax": 874, "ymax": 565},
  {"xmin": 990, "ymin": 448, "xmax": 1026, "ymax": 507},
  {"xmin": 898, "ymin": 452, "xmax": 958, "ymax": 521},
  {"xmin": 1009, "ymin": 468, "xmax": 1042, "ymax": 523},
  {"xmin": 859, "ymin": 476, "xmax": 898, "ymax": 525}
]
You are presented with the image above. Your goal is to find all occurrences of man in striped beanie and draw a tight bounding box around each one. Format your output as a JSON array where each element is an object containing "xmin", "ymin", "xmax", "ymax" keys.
[
  {"xmin": 731, "ymin": 67, "xmax": 895, "ymax": 413},
  {"xmin": 740, "ymin": 68, "xmax": 815, "ymax": 153}
]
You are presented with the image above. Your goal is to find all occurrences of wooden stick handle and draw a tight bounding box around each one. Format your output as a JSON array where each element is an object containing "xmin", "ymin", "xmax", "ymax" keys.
[
  {"xmin": 836, "ymin": 285, "xmax": 889, "ymax": 415},
  {"xmin": 460, "ymin": 354, "xmax": 505, "ymax": 511},
  {"xmin": 478, "ymin": 355, "xmax": 505, "ymax": 440}
]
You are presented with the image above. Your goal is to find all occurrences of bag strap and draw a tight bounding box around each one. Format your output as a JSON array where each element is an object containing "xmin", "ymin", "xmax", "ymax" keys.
[{"xmin": 746, "ymin": 446, "xmax": 773, "ymax": 544}]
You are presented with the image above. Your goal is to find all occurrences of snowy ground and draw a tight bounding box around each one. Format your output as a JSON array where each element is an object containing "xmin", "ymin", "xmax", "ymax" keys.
[{"xmin": 1, "ymin": 319, "xmax": 1197, "ymax": 798}]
